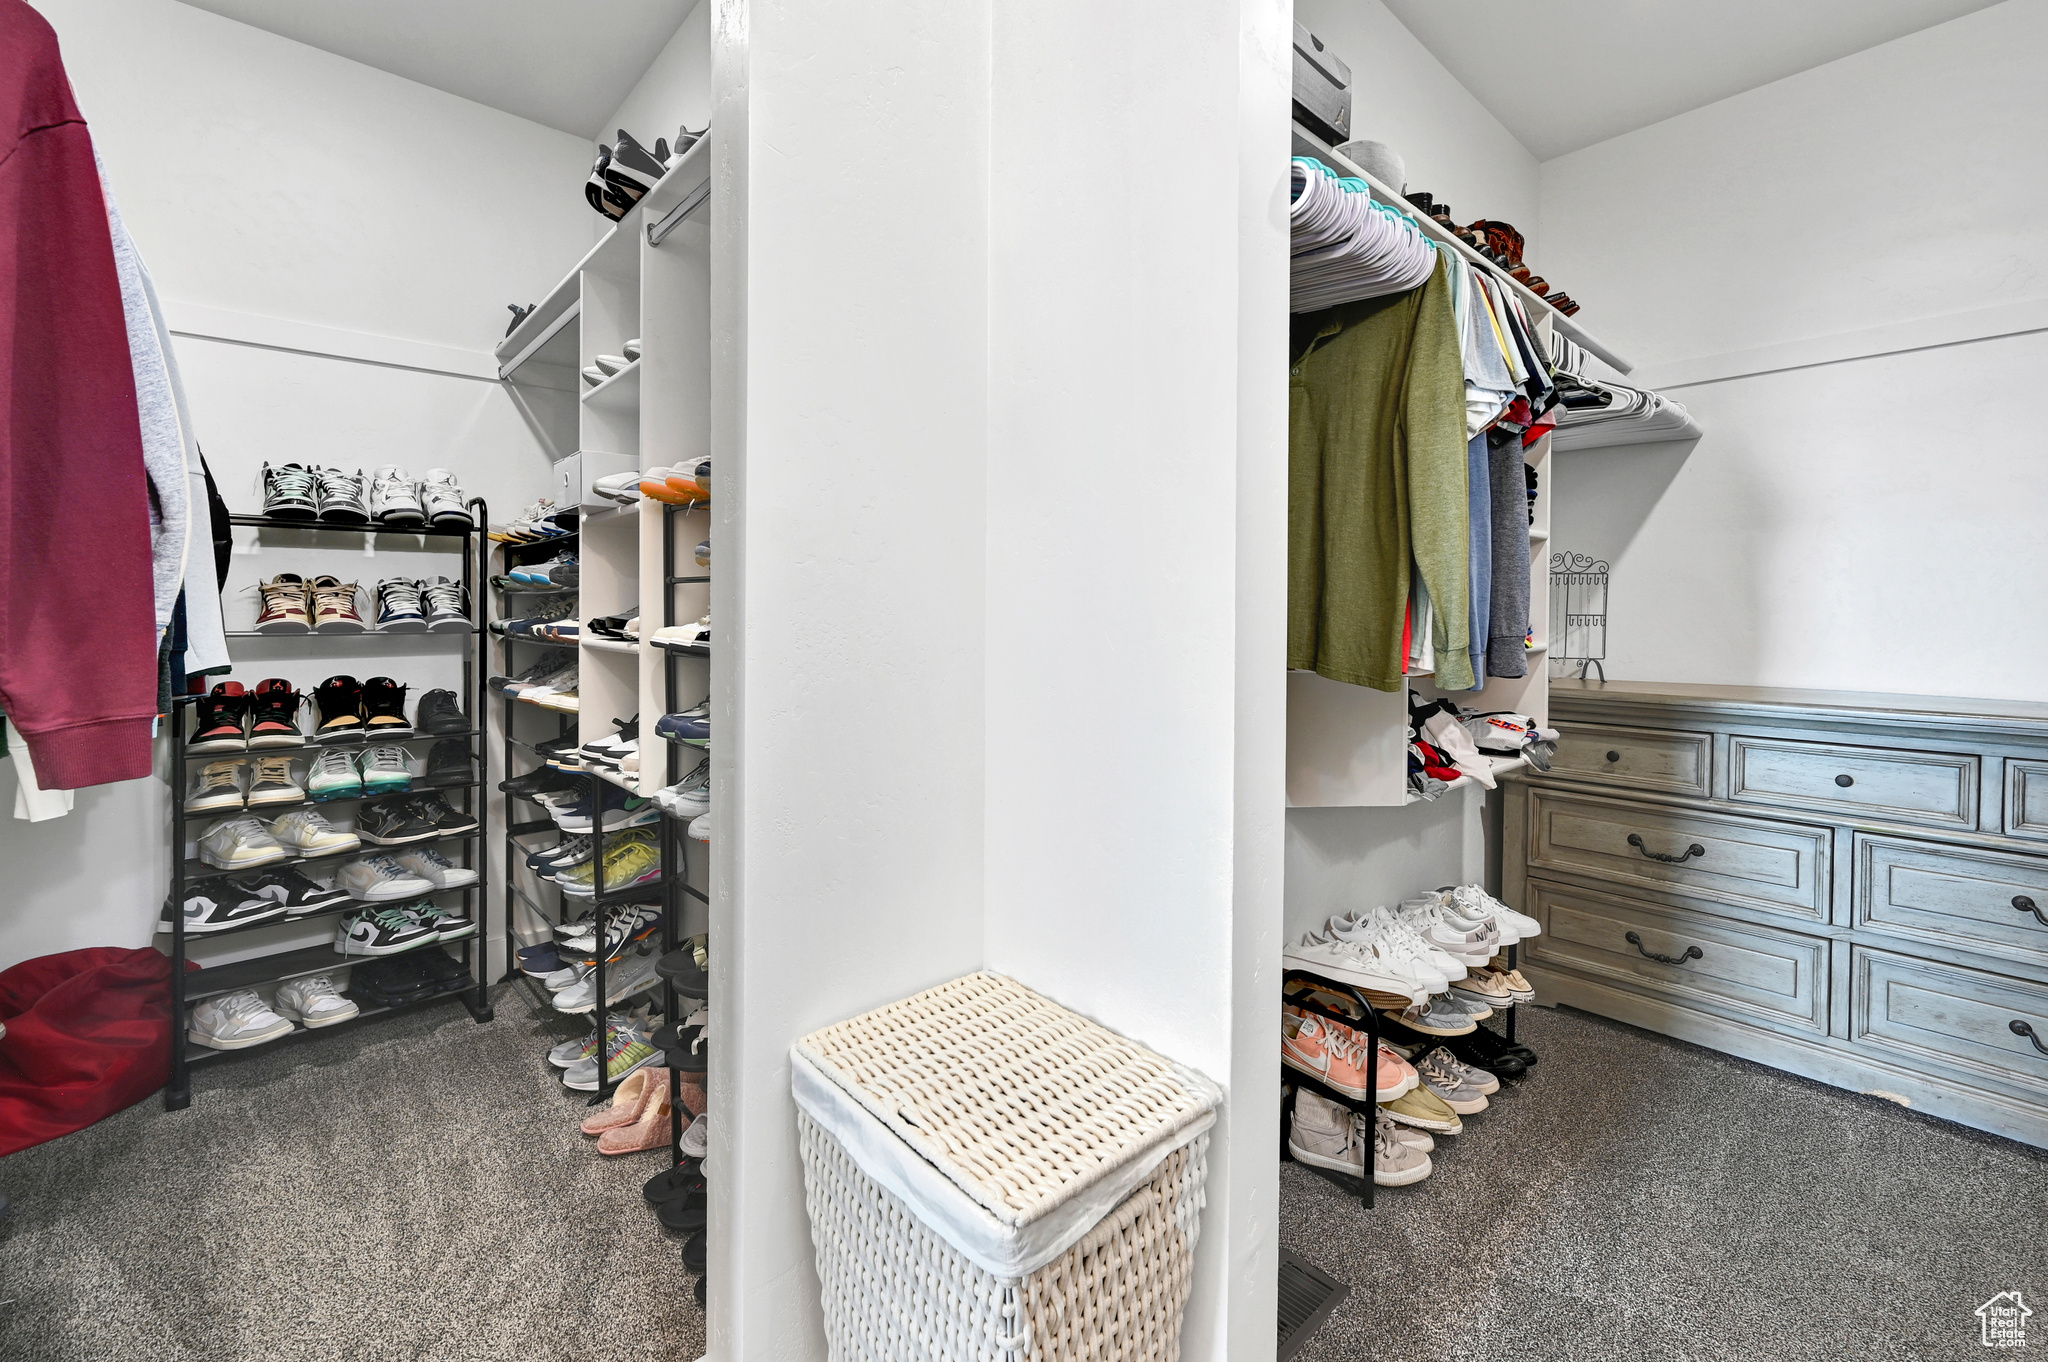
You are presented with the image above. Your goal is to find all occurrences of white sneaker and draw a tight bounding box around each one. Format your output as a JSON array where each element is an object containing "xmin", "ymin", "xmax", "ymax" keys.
[
  {"xmin": 1341, "ymin": 907, "xmax": 1468, "ymax": 983},
  {"xmin": 1395, "ymin": 902, "xmax": 1500, "ymax": 964},
  {"xmin": 335, "ymin": 905, "xmax": 438, "ymax": 956},
  {"xmin": 188, "ymin": 990, "xmax": 295, "ymax": 1049},
  {"xmin": 687, "ymin": 812, "xmax": 711, "ymax": 842},
  {"xmin": 1444, "ymin": 884, "xmax": 1541, "ymax": 940},
  {"xmin": 392, "ymin": 845, "xmax": 479, "ymax": 888},
  {"xmin": 268, "ymin": 809, "xmax": 360, "ymax": 857},
  {"xmin": 553, "ymin": 950, "xmax": 659, "ymax": 1014},
  {"xmin": 420, "ymin": 469, "xmax": 473, "ymax": 527},
  {"xmin": 1327, "ymin": 914, "xmax": 1447, "ymax": 992},
  {"xmin": 197, "ymin": 816, "xmax": 289, "ymax": 870},
  {"xmin": 273, "ymin": 974, "xmax": 360, "ymax": 1028},
  {"xmin": 369, "ymin": 465, "xmax": 425, "ymax": 525},
  {"xmin": 336, "ymin": 854, "xmax": 435, "ymax": 901},
  {"xmin": 1283, "ymin": 932, "xmax": 1423, "ymax": 999}
]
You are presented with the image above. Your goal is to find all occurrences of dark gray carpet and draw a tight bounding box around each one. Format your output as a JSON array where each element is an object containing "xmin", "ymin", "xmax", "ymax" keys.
[
  {"xmin": 1281, "ymin": 1005, "xmax": 2048, "ymax": 1362},
  {"xmin": 0, "ymin": 984, "xmax": 703, "ymax": 1362}
]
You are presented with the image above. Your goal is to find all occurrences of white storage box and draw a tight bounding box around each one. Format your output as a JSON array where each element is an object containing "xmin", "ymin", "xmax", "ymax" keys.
[
  {"xmin": 553, "ymin": 450, "xmax": 638, "ymax": 511},
  {"xmin": 793, "ymin": 972, "xmax": 1220, "ymax": 1362}
]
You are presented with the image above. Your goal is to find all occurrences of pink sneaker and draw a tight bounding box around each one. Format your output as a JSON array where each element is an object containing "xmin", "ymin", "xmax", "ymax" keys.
[
  {"xmin": 1283, "ymin": 1009, "xmax": 1375, "ymax": 1100},
  {"xmin": 1376, "ymin": 1044, "xmax": 1419, "ymax": 1100}
]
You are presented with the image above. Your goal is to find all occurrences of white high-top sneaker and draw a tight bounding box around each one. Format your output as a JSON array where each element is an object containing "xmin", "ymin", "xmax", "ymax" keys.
[{"xmin": 1444, "ymin": 883, "xmax": 1542, "ymax": 939}]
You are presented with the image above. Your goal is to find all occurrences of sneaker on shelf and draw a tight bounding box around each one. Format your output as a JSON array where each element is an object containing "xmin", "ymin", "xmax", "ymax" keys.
[
  {"xmin": 335, "ymin": 904, "xmax": 438, "ymax": 956},
  {"xmin": 654, "ymin": 700, "xmax": 710, "ymax": 746},
  {"xmin": 402, "ymin": 899, "xmax": 474, "ymax": 941},
  {"xmin": 654, "ymin": 758, "xmax": 710, "ymax": 819},
  {"xmin": 1281, "ymin": 1010, "xmax": 1375, "ymax": 1101},
  {"xmin": 269, "ymin": 808, "xmax": 360, "ymax": 857},
  {"xmin": 1369, "ymin": 1110, "xmax": 1434, "ymax": 1185},
  {"xmin": 639, "ymin": 466, "xmax": 699, "ymax": 506},
  {"xmin": 314, "ymin": 467, "xmax": 370, "ymax": 525},
  {"xmin": 563, "ymin": 1021, "xmax": 663, "ymax": 1092},
  {"xmin": 686, "ymin": 812, "xmax": 711, "ymax": 842},
  {"xmin": 416, "ymin": 949, "xmax": 473, "ymax": 992},
  {"xmin": 591, "ymin": 471, "xmax": 642, "ymax": 505},
  {"xmin": 393, "ymin": 843, "xmax": 478, "ymax": 888},
  {"xmin": 188, "ymin": 990, "xmax": 295, "ymax": 1049},
  {"xmin": 246, "ymin": 754, "xmax": 305, "ymax": 807},
  {"xmin": 419, "ymin": 577, "xmax": 469, "ymax": 632},
  {"xmin": 188, "ymin": 682, "xmax": 249, "ymax": 753},
  {"xmin": 251, "ymin": 574, "xmax": 312, "ymax": 633},
  {"xmin": 336, "ymin": 854, "xmax": 436, "ymax": 902},
  {"xmin": 309, "ymin": 576, "xmax": 368, "ymax": 634},
  {"xmin": 1392, "ymin": 900, "xmax": 1499, "ymax": 965},
  {"xmin": 407, "ymin": 792, "xmax": 479, "ymax": 835},
  {"xmin": 344, "ymin": 956, "xmax": 439, "ymax": 1007},
  {"xmin": 549, "ymin": 1012, "xmax": 634, "ymax": 1068},
  {"xmin": 1442, "ymin": 884, "xmax": 1542, "ymax": 941},
  {"xmin": 518, "ymin": 943, "xmax": 564, "ymax": 976},
  {"xmin": 1377, "ymin": 1085, "xmax": 1462, "ymax": 1135},
  {"xmin": 490, "ymin": 649, "xmax": 575, "ymax": 695},
  {"xmin": 273, "ymin": 974, "xmax": 361, "ymax": 1028},
  {"xmin": 649, "ymin": 617, "xmax": 710, "ymax": 648},
  {"xmin": 678, "ymin": 1112, "xmax": 709, "ymax": 1161},
  {"xmin": 1375, "ymin": 1043, "xmax": 1419, "ymax": 1099},
  {"xmin": 492, "ymin": 595, "xmax": 577, "ymax": 638},
  {"xmin": 374, "ymin": 578, "xmax": 428, "ymax": 633},
  {"xmin": 160, "ymin": 885, "xmax": 288, "ymax": 934},
  {"xmin": 357, "ymin": 744, "xmax": 414, "ymax": 795},
  {"xmin": 1378, "ymin": 995, "xmax": 1477, "ymax": 1037},
  {"xmin": 499, "ymin": 765, "xmax": 581, "ymax": 800},
  {"xmin": 1414, "ymin": 1047, "xmax": 1490, "ymax": 1115},
  {"xmin": 313, "ymin": 676, "xmax": 366, "ymax": 743},
  {"xmin": 1425, "ymin": 987, "xmax": 1492, "ymax": 1025},
  {"xmin": 579, "ymin": 716, "xmax": 638, "ymax": 767},
  {"xmin": 1287, "ymin": 1087, "xmax": 1365, "ymax": 1178},
  {"xmin": 360, "ymin": 678, "xmax": 412, "ymax": 738},
  {"xmin": 1337, "ymin": 906, "xmax": 1468, "ymax": 983},
  {"xmin": 197, "ymin": 816, "xmax": 289, "ymax": 870},
  {"xmin": 240, "ymin": 867, "xmax": 351, "ymax": 916},
  {"xmin": 693, "ymin": 539, "xmax": 710, "ymax": 568},
  {"xmin": 356, "ymin": 800, "xmax": 438, "ymax": 846},
  {"xmin": 542, "ymin": 960, "xmax": 591, "ymax": 993},
  {"xmin": 1382, "ymin": 1014, "xmax": 1528, "ymax": 1079},
  {"xmin": 602, "ymin": 126, "xmax": 667, "ymax": 205},
  {"xmin": 415, "ymin": 689, "xmax": 469, "ymax": 736},
  {"xmin": 1450, "ymin": 968, "xmax": 1515, "ymax": 1010},
  {"xmin": 423, "ymin": 740, "xmax": 474, "ymax": 789},
  {"xmin": 531, "ymin": 833, "xmax": 593, "ymax": 879},
  {"xmin": 558, "ymin": 905, "xmax": 662, "ymax": 960},
  {"xmin": 554, "ymin": 951, "xmax": 660, "ymax": 1015},
  {"xmin": 551, "ymin": 786, "xmax": 658, "ymax": 833},
  {"xmin": 592, "ymin": 353, "xmax": 631, "ymax": 377},
  {"xmin": 245, "ymin": 678, "xmax": 305, "ymax": 747},
  {"xmin": 1420, "ymin": 1045, "xmax": 1499, "ymax": 1097},
  {"xmin": 369, "ymin": 465, "xmax": 425, "ymax": 525},
  {"xmin": 306, "ymin": 747, "xmax": 364, "ymax": 801},
  {"xmin": 260, "ymin": 462, "xmax": 320, "ymax": 520},
  {"xmin": 1487, "ymin": 962, "xmax": 1536, "ymax": 1002},
  {"xmin": 1282, "ymin": 930, "xmax": 1425, "ymax": 1000},
  {"xmin": 420, "ymin": 469, "xmax": 472, "ymax": 527},
  {"xmin": 184, "ymin": 759, "xmax": 247, "ymax": 813},
  {"xmin": 1327, "ymin": 912, "xmax": 1448, "ymax": 994}
]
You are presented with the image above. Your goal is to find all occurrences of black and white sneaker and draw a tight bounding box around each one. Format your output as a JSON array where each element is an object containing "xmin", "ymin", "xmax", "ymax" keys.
[
  {"xmin": 420, "ymin": 577, "xmax": 469, "ymax": 632},
  {"xmin": 335, "ymin": 906, "xmax": 437, "ymax": 956},
  {"xmin": 160, "ymin": 887, "xmax": 288, "ymax": 934},
  {"xmin": 370, "ymin": 465, "xmax": 425, "ymax": 525},
  {"xmin": 420, "ymin": 470, "xmax": 472, "ymax": 527},
  {"xmin": 261, "ymin": 462, "xmax": 320, "ymax": 520},
  {"xmin": 357, "ymin": 801, "xmax": 440, "ymax": 845},
  {"xmin": 239, "ymin": 868, "xmax": 352, "ymax": 916},
  {"xmin": 603, "ymin": 128, "xmax": 667, "ymax": 206},
  {"xmin": 315, "ymin": 467, "xmax": 370, "ymax": 525},
  {"xmin": 408, "ymin": 792, "xmax": 480, "ymax": 835},
  {"xmin": 586, "ymin": 145, "xmax": 627, "ymax": 220}
]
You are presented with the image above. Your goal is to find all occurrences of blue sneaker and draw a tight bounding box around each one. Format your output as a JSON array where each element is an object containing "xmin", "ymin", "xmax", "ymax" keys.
[
  {"xmin": 518, "ymin": 943, "xmax": 562, "ymax": 975},
  {"xmin": 553, "ymin": 787, "xmax": 658, "ymax": 833},
  {"xmin": 655, "ymin": 701, "xmax": 709, "ymax": 748}
]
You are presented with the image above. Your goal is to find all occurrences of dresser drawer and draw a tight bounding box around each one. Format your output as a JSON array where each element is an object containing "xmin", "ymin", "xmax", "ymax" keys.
[
  {"xmin": 2004, "ymin": 761, "xmax": 2048, "ymax": 843},
  {"xmin": 1527, "ymin": 789, "xmax": 1831, "ymax": 923},
  {"xmin": 1542, "ymin": 722, "xmax": 1711, "ymax": 798},
  {"xmin": 1854, "ymin": 835, "xmax": 2048, "ymax": 972},
  {"xmin": 1729, "ymin": 735, "xmax": 1978, "ymax": 830},
  {"xmin": 1851, "ymin": 948, "xmax": 2048, "ymax": 1101},
  {"xmin": 1525, "ymin": 880, "xmax": 1827, "ymax": 1034}
]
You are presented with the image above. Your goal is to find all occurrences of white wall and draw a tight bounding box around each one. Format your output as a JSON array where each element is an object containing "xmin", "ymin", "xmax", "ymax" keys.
[
  {"xmin": 599, "ymin": 0, "xmax": 712, "ymax": 162},
  {"xmin": 1295, "ymin": 0, "xmax": 1539, "ymax": 248},
  {"xmin": 0, "ymin": 0, "xmax": 594, "ymax": 970},
  {"xmin": 1540, "ymin": 0, "xmax": 2048, "ymax": 701},
  {"xmin": 983, "ymin": 2, "xmax": 1288, "ymax": 1359}
]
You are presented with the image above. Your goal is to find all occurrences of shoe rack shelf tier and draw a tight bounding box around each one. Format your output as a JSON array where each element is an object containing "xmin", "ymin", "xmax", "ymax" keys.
[
  {"xmin": 164, "ymin": 502, "xmax": 494, "ymax": 1112},
  {"xmin": 1280, "ymin": 969, "xmax": 1384, "ymax": 1210}
]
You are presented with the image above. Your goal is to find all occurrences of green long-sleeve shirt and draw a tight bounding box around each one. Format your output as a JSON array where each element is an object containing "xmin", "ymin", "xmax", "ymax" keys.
[{"xmin": 1288, "ymin": 253, "xmax": 1472, "ymax": 692}]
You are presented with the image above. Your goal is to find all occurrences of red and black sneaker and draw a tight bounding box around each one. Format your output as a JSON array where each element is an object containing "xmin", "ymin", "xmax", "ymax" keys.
[
  {"xmin": 247, "ymin": 679, "xmax": 305, "ymax": 749},
  {"xmin": 188, "ymin": 682, "xmax": 249, "ymax": 753}
]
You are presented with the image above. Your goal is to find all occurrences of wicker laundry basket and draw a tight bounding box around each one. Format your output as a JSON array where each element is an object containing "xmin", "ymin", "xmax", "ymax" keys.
[{"xmin": 793, "ymin": 972, "xmax": 1221, "ymax": 1362}]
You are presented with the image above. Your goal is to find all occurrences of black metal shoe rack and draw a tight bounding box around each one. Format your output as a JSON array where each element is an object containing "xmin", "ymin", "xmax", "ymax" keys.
[
  {"xmin": 1279, "ymin": 940, "xmax": 1524, "ymax": 1210},
  {"xmin": 496, "ymin": 523, "xmax": 680, "ymax": 1107},
  {"xmin": 163, "ymin": 502, "xmax": 494, "ymax": 1112},
  {"xmin": 654, "ymin": 500, "xmax": 712, "ymax": 1167}
]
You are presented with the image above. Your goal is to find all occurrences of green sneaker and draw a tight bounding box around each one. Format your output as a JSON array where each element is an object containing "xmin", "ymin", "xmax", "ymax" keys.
[
  {"xmin": 357, "ymin": 744, "xmax": 414, "ymax": 795},
  {"xmin": 563, "ymin": 1023, "xmax": 660, "ymax": 1091},
  {"xmin": 306, "ymin": 747, "xmax": 363, "ymax": 802}
]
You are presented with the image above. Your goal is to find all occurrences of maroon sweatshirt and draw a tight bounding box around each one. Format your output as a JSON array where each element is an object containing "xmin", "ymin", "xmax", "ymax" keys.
[{"xmin": 0, "ymin": 1, "xmax": 157, "ymax": 789}]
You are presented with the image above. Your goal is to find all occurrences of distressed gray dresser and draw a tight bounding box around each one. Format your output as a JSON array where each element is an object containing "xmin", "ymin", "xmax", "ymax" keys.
[{"xmin": 1503, "ymin": 679, "xmax": 2048, "ymax": 1148}]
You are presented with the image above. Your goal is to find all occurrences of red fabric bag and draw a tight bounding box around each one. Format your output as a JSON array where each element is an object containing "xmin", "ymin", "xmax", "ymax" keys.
[{"xmin": 0, "ymin": 948, "xmax": 175, "ymax": 1156}]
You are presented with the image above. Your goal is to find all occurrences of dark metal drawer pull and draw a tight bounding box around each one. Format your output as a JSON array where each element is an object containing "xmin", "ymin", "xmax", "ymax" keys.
[
  {"xmin": 2012, "ymin": 1020, "xmax": 2048, "ymax": 1057},
  {"xmin": 1606, "ymin": 750, "xmax": 1621, "ymax": 762},
  {"xmin": 2015, "ymin": 895, "xmax": 2048, "ymax": 928},
  {"xmin": 1625, "ymin": 931, "xmax": 1703, "ymax": 966},
  {"xmin": 1627, "ymin": 833, "xmax": 1706, "ymax": 864},
  {"xmin": 1834, "ymin": 774, "xmax": 1854, "ymax": 788}
]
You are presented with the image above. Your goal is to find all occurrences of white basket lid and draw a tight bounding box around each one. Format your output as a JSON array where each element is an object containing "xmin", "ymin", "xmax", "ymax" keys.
[{"xmin": 793, "ymin": 971, "xmax": 1220, "ymax": 1232}]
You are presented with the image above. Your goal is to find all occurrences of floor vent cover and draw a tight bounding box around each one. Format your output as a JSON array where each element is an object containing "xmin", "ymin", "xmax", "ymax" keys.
[{"xmin": 1277, "ymin": 1249, "xmax": 1349, "ymax": 1361}]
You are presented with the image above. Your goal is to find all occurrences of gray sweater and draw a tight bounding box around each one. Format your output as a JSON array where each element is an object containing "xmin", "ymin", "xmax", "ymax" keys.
[{"xmin": 1486, "ymin": 438, "xmax": 1531, "ymax": 677}]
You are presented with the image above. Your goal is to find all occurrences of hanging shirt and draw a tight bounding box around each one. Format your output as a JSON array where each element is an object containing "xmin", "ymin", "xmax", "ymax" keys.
[
  {"xmin": 1289, "ymin": 254, "xmax": 1473, "ymax": 692},
  {"xmin": 0, "ymin": 0, "xmax": 158, "ymax": 790}
]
